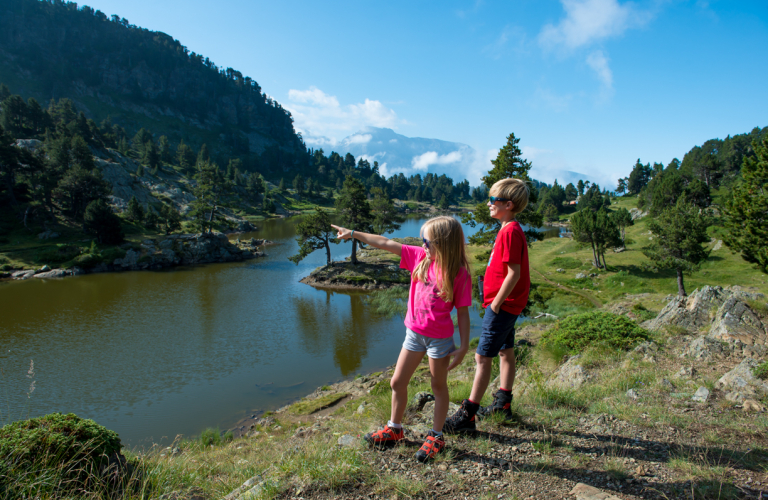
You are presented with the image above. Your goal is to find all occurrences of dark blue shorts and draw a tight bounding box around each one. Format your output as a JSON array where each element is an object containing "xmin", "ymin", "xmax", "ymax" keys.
[{"xmin": 476, "ymin": 308, "xmax": 518, "ymax": 358}]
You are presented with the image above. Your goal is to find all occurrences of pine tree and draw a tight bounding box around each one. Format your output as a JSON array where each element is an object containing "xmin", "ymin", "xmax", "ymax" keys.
[
  {"xmin": 642, "ymin": 199, "xmax": 711, "ymax": 296},
  {"xmin": 611, "ymin": 207, "xmax": 634, "ymax": 245},
  {"xmin": 723, "ymin": 135, "xmax": 768, "ymax": 273},
  {"xmin": 288, "ymin": 207, "xmax": 338, "ymax": 266},
  {"xmin": 158, "ymin": 135, "xmax": 171, "ymax": 163},
  {"xmin": 136, "ymin": 163, "xmax": 144, "ymax": 177},
  {"xmin": 126, "ymin": 195, "xmax": 144, "ymax": 222},
  {"xmin": 370, "ymin": 187, "xmax": 404, "ymax": 235},
  {"xmin": 336, "ymin": 175, "xmax": 373, "ymax": 264},
  {"xmin": 462, "ymin": 133, "xmax": 542, "ymax": 249},
  {"xmin": 84, "ymin": 199, "xmax": 124, "ymax": 244},
  {"xmin": 159, "ymin": 203, "xmax": 182, "ymax": 234}
]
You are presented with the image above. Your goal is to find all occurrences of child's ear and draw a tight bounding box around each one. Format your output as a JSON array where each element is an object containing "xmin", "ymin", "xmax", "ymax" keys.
[{"xmin": 508, "ymin": 201, "xmax": 515, "ymax": 212}]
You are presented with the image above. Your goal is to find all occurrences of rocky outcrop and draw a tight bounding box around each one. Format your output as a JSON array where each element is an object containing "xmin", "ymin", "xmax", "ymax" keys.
[
  {"xmin": 715, "ymin": 358, "xmax": 768, "ymax": 402},
  {"xmin": 547, "ymin": 355, "xmax": 591, "ymax": 390},
  {"xmin": 629, "ymin": 208, "xmax": 648, "ymax": 220},
  {"xmin": 647, "ymin": 287, "xmax": 767, "ymax": 346}
]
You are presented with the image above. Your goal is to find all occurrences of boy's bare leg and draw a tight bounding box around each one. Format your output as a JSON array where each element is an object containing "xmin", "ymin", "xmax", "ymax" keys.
[
  {"xmin": 468, "ymin": 353, "xmax": 494, "ymax": 403},
  {"xmin": 428, "ymin": 355, "xmax": 451, "ymax": 432},
  {"xmin": 498, "ymin": 346, "xmax": 516, "ymax": 390},
  {"xmin": 390, "ymin": 348, "xmax": 425, "ymax": 424}
]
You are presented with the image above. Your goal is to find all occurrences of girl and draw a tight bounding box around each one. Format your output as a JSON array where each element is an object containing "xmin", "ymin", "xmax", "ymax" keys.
[{"xmin": 331, "ymin": 216, "xmax": 471, "ymax": 462}]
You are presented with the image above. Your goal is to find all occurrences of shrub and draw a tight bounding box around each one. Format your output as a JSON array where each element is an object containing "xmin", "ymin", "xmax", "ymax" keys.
[
  {"xmin": 0, "ymin": 413, "xmax": 123, "ymax": 496},
  {"xmin": 34, "ymin": 245, "xmax": 81, "ymax": 265},
  {"xmin": 540, "ymin": 311, "xmax": 650, "ymax": 354},
  {"xmin": 754, "ymin": 362, "xmax": 768, "ymax": 381}
]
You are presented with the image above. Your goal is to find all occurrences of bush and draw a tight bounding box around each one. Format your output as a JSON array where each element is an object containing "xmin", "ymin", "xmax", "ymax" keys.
[
  {"xmin": 0, "ymin": 413, "xmax": 123, "ymax": 496},
  {"xmin": 199, "ymin": 428, "xmax": 233, "ymax": 447},
  {"xmin": 540, "ymin": 311, "xmax": 650, "ymax": 354},
  {"xmin": 34, "ymin": 245, "xmax": 81, "ymax": 265},
  {"xmin": 84, "ymin": 199, "xmax": 124, "ymax": 245}
]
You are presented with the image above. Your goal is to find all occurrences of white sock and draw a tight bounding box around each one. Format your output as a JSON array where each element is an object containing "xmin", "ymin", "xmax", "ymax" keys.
[
  {"xmin": 387, "ymin": 420, "xmax": 402, "ymax": 429},
  {"xmin": 431, "ymin": 429, "xmax": 443, "ymax": 437}
]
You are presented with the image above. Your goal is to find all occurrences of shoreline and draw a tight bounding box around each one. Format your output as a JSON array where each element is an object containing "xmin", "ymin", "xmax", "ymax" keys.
[{"xmin": 1, "ymin": 232, "xmax": 272, "ymax": 282}]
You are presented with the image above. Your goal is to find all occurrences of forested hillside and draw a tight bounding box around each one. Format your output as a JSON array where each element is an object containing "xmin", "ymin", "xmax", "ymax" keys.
[{"xmin": 0, "ymin": 0, "xmax": 304, "ymax": 172}]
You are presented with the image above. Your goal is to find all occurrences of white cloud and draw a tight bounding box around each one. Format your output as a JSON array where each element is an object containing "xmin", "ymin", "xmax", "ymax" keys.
[
  {"xmin": 586, "ymin": 49, "xmax": 614, "ymax": 95},
  {"xmin": 538, "ymin": 0, "xmax": 651, "ymax": 51},
  {"xmin": 411, "ymin": 151, "xmax": 463, "ymax": 171},
  {"xmin": 285, "ymin": 86, "xmax": 400, "ymax": 147},
  {"xmin": 346, "ymin": 133, "xmax": 372, "ymax": 145}
]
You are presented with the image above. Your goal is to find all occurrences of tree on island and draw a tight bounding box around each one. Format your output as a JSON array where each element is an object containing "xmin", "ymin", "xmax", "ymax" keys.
[
  {"xmin": 723, "ymin": 135, "xmax": 768, "ymax": 274},
  {"xmin": 462, "ymin": 133, "xmax": 543, "ymax": 252},
  {"xmin": 336, "ymin": 175, "xmax": 373, "ymax": 264},
  {"xmin": 642, "ymin": 199, "xmax": 710, "ymax": 296},
  {"xmin": 370, "ymin": 187, "xmax": 404, "ymax": 235},
  {"xmin": 288, "ymin": 207, "xmax": 338, "ymax": 266}
]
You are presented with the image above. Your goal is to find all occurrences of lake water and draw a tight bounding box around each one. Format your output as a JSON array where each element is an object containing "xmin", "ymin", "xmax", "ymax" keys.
[{"xmin": 0, "ymin": 215, "xmax": 562, "ymax": 447}]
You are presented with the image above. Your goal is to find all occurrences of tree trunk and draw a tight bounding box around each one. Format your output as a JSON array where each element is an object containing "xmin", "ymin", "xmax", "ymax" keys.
[
  {"xmin": 601, "ymin": 250, "xmax": 608, "ymax": 270},
  {"xmin": 676, "ymin": 268, "xmax": 686, "ymax": 297},
  {"xmin": 208, "ymin": 204, "xmax": 217, "ymax": 233},
  {"xmin": 350, "ymin": 238, "xmax": 358, "ymax": 264},
  {"xmin": 590, "ymin": 241, "xmax": 600, "ymax": 268},
  {"xmin": 324, "ymin": 240, "xmax": 332, "ymax": 266}
]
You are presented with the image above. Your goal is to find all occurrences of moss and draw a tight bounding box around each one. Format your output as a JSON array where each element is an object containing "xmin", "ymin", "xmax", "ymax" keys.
[
  {"xmin": 753, "ymin": 362, "xmax": 768, "ymax": 381},
  {"xmin": 287, "ymin": 392, "xmax": 349, "ymax": 415}
]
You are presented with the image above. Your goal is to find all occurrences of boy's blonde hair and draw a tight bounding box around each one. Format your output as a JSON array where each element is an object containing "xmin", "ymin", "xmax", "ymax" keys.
[
  {"xmin": 413, "ymin": 216, "xmax": 470, "ymax": 303},
  {"xmin": 490, "ymin": 178, "xmax": 529, "ymax": 216}
]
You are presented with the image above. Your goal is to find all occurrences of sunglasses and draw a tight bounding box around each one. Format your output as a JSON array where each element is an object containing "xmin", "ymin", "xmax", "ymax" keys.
[
  {"xmin": 422, "ymin": 237, "xmax": 430, "ymax": 249},
  {"xmin": 489, "ymin": 196, "xmax": 510, "ymax": 204}
]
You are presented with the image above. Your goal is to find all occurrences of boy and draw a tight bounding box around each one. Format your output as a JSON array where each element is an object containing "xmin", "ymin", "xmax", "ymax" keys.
[{"xmin": 444, "ymin": 178, "xmax": 530, "ymax": 433}]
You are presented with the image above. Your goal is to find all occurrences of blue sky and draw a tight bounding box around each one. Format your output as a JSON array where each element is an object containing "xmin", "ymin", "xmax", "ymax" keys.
[{"xmin": 81, "ymin": 0, "xmax": 767, "ymax": 186}]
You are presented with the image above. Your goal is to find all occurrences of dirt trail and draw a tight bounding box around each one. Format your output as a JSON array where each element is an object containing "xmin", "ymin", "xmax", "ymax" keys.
[{"xmin": 531, "ymin": 267, "xmax": 602, "ymax": 308}]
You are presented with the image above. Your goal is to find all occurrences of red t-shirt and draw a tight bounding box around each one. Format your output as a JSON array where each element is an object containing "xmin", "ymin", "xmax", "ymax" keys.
[{"xmin": 482, "ymin": 221, "xmax": 530, "ymax": 315}]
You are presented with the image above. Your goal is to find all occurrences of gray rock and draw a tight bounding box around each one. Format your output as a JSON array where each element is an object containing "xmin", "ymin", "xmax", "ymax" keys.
[
  {"xmin": 39, "ymin": 265, "xmax": 50, "ymax": 272},
  {"xmin": 556, "ymin": 268, "xmax": 564, "ymax": 273},
  {"xmin": 337, "ymin": 434, "xmax": 357, "ymax": 447},
  {"xmin": 715, "ymin": 358, "xmax": 768, "ymax": 400},
  {"xmin": 408, "ymin": 423, "xmax": 432, "ymax": 439},
  {"xmin": 570, "ymin": 482, "xmax": 623, "ymax": 500},
  {"xmin": 33, "ymin": 269, "xmax": 68, "ymax": 279},
  {"xmin": 12, "ymin": 270, "xmax": 35, "ymax": 279},
  {"xmin": 675, "ymin": 366, "xmax": 696, "ymax": 379},
  {"xmin": 626, "ymin": 389, "xmax": 639, "ymax": 400},
  {"xmin": 356, "ymin": 402, "xmax": 367, "ymax": 414},
  {"xmin": 692, "ymin": 386, "xmax": 710, "ymax": 403},
  {"xmin": 629, "ymin": 208, "xmax": 648, "ymax": 221},
  {"xmin": 708, "ymin": 295, "xmax": 767, "ymax": 346},
  {"xmin": 647, "ymin": 286, "xmax": 731, "ymax": 332},
  {"xmin": 115, "ymin": 249, "xmax": 140, "ymax": 268},
  {"xmin": 547, "ymin": 355, "xmax": 591, "ymax": 389},
  {"xmin": 684, "ymin": 336, "xmax": 726, "ymax": 360},
  {"xmin": 409, "ymin": 391, "xmax": 436, "ymax": 412},
  {"xmin": 661, "ymin": 378, "xmax": 675, "ymax": 391},
  {"xmin": 576, "ymin": 272, "xmax": 587, "ymax": 279}
]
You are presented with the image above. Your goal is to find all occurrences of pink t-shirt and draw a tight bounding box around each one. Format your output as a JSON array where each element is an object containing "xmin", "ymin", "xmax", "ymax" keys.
[{"xmin": 399, "ymin": 245, "xmax": 472, "ymax": 339}]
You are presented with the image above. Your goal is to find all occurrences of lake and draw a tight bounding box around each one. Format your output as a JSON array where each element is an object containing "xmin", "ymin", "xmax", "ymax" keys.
[{"xmin": 0, "ymin": 215, "xmax": 562, "ymax": 447}]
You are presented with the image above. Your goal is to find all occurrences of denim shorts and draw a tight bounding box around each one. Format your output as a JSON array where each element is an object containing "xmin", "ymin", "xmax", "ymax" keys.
[
  {"xmin": 403, "ymin": 328, "xmax": 456, "ymax": 359},
  {"xmin": 476, "ymin": 308, "xmax": 518, "ymax": 358}
]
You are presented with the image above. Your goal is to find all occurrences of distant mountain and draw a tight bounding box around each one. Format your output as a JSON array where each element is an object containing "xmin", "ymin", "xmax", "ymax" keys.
[{"xmin": 336, "ymin": 127, "xmax": 478, "ymax": 182}]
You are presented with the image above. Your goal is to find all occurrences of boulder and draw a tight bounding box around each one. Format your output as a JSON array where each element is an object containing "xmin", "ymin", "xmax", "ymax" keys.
[
  {"xmin": 33, "ymin": 269, "xmax": 69, "ymax": 279},
  {"xmin": 547, "ymin": 355, "xmax": 591, "ymax": 389},
  {"xmin": 409, "ymin": 392, "xmax": 435, "ymax": 412},
  {"xmin": 114, "ymin": 249, "xmax": 140, "ymax": 268},
  {"xmin": 692, "ymin": 386, "xmax": 710, "ymax": 403},
  {"xmin": 708, "ymin": 295, "xmax": 767, "ymax": 346},
  {"xmin": 646, "ymin": 286, "xmax": 763, "ymax": 334},
  {"xmin": 715, "ymin": 358, "xmax": 768, "ymax": 401},
  {"xmin": 12, "ymin": 270, "xmax": 35, "ymax": 279},
  {"xmin": 629, "ymin": 208, "xmax": 648, "ymax": 220}
]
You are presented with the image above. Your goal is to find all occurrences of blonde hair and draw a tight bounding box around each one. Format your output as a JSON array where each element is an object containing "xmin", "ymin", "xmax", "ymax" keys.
[
  {"xmin": 412, "ymin": 216, "xmax": 471, "ymax": 303},
  {"xmin": 490, "ymin": 178, "xmax": 529, "ymax": 216}
]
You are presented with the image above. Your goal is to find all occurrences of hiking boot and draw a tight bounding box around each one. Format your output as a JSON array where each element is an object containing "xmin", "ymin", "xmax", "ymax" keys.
[
  {"xmin": 477, "ymin": 389, "xmax": 514, "ymax": 421},
  {"xmin": 364, "ymin": 425, "xmax": 405, "ymax": 446},
  {"xmin": 443, "ymin": 399, "xmax": 478, "ymax": 434},
  {"xmin": 415, "ymin": 430, "xmax": 445, "ymax": 462}
]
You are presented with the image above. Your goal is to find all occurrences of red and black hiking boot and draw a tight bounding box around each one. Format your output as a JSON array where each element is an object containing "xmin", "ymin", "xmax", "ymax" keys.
[
  {"xmin": 443, "ymin": 399, "xmax": 478, "ymax": 434},
  {"xmin": 415, "ymin": 430, "xmax": 445, "ymax": 462},
  {"xmin": 477, "ymin": 389, "xmax": 514, "ymax": 421},
  {"xmin": 364, "ymin": 425, "xmax": 405, "ymax": 446}
]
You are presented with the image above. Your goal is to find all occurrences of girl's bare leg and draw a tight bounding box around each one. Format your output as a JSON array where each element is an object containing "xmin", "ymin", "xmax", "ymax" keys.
[
  {"xmin": 390, "ymin": 348, "xmax": 426, "ymax": 424},
  {"xmin": 428, "ymin": 355, "xmax": 451, "ymax": 432}
]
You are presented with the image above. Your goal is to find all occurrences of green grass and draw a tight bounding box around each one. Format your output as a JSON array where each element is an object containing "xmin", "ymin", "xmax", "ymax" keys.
[{"xmin": 287, "ymin": 393, "xmax": 349, "ymax": 416}]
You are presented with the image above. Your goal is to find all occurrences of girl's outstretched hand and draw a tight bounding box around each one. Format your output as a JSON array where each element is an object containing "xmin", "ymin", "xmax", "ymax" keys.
[
  {"xmin": 331, "ymin": 224, "xmax": 353, "ymax": 240},
  {"xmin": 447, "ymin": 344, "xmax": 468, "ymax": 371}
]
